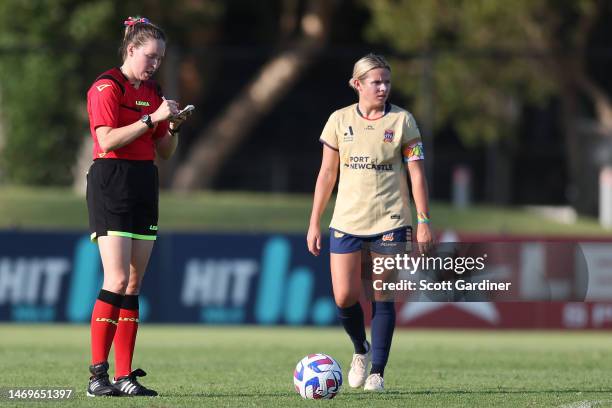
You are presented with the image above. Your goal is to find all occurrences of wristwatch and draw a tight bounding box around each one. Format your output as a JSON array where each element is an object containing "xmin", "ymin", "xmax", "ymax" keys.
[{"xmin": 140, "ymin": 114, "xmax": 154, "ymax": 129}]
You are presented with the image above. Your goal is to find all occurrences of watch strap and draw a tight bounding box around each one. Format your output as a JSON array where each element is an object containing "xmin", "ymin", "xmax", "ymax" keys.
[{"xmin": 141, "ymin": 115, "xmax": 154, "ymax": 129}]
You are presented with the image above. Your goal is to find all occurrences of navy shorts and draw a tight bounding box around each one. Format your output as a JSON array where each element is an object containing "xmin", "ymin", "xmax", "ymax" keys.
[{"xmin": 329, "ymin": 227, "xmax": 412, "ymax": 255}]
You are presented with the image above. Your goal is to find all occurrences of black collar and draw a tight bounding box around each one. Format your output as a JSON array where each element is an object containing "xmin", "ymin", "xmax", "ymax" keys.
[{"xmin": 355, "ymin": 102, "xmax": 390, "ymax": 119}]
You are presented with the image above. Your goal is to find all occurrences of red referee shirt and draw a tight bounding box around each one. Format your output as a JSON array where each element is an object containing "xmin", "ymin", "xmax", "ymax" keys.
[{"xmin": 87, "ymin": 67, "xmax": 169, "ymax": 160}]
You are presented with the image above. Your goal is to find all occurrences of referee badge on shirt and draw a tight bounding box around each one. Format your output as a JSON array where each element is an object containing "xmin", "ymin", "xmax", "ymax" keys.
[{"xmin": 383, "ymin": 129, "xmax": 394, "ymax": 143}]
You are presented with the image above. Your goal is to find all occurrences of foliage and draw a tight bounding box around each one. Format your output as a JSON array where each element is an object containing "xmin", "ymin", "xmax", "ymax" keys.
[
  {"xmin": 0, "ymin": 1, "xmax": 113, "ymax": 184},
  {"xmin": 0, "ymin": 0, "xmax": 222, "ymax": 185},
  {"xmin": 362, "ymin": 0, "xmax": 597, "ymax": 146}
]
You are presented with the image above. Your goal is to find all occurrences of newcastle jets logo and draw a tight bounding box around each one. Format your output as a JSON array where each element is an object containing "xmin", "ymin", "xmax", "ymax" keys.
[
  {"xmin": 96, "ymin": 84, "xmax": 111, "ymax": 92},
  {"xmin": 383, "ymin": 129, "xmax": 394, "ymax": 143}
]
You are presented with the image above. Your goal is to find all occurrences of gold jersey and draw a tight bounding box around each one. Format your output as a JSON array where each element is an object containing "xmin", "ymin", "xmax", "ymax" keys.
[{"xmin": 319, "ymin": 103, "xmax": 423, "ymax": 236}]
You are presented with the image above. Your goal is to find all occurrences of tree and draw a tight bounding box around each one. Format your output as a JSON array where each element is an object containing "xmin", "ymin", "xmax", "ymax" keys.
[
  {"xmin": 364, "ymin": 0, "xmax": 610, "ymax": 211},
  {"xmin": 171, "ymin": 0, "xmax": 336, "ymax": 191},
  {"xmin": 0, "ymin": 0, "xmax": 115, "ymax": 185},
  {"xmin": 0, "ymin": 0, "xmax": 223, "ymax": 186}
]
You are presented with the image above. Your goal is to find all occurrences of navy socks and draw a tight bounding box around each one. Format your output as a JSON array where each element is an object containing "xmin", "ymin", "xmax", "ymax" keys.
[
  {"xmin": 337, "ymin": 302, "xmax": 368, "ymax": 354},
  {"xmin": 370, "ymin": 301, "xmax": 396, "ymax": 377},
  {"xmin": 338, "ymin": 301, "xmax": 396, "ymax": 377}
]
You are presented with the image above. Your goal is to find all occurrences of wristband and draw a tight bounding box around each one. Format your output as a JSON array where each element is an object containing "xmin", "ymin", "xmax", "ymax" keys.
[{"xmin": 417, "ymin": 212, "xmax": 430, "ymax": 224}]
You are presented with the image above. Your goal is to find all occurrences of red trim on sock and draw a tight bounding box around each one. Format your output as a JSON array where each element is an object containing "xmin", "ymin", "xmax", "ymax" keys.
[
  {"xmin": 90, "ymin": 299, "xmax": 120, "ymax": 365},
  {"xmin": 114, "ymin": 308, "xmax": 139, "ymax": 378}
]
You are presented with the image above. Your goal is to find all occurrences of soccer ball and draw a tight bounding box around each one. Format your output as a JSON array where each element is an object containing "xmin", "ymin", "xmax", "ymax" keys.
[{"xmin": 293, "ymin": 353, "xmax": 342, "ymax": 399}]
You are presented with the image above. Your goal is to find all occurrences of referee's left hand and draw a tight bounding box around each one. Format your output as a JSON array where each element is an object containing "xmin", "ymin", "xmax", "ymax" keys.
[{"xmin": 416, "ymin": 223, "xmax": 434, "ymax": 255}]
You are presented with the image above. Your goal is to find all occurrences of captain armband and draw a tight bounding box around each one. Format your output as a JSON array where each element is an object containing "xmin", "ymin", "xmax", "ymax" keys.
[{"xmin": 402, "ymin": 141, "xmax": 425, "ymax": 163}]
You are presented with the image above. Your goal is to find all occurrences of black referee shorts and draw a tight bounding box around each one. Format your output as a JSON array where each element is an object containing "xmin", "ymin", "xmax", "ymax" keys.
[{"xmin": 86, "ymin": 159, "xmax": 159, "ymax": 242}]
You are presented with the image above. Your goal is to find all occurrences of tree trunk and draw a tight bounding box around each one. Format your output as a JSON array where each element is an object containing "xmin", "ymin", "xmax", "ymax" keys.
[
  {"xmin": 156, "ymin": 47, "xmax": 181, "ymax": 187},
  {"xmin": 171, "ymin": 0, "xmax": 334, "ymax": 191}
]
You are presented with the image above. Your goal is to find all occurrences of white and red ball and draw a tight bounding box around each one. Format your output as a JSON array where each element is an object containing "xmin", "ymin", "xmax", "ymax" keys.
[{"xmin": 293, "ymin": 353, "xmax": 343, "ymax": 399}]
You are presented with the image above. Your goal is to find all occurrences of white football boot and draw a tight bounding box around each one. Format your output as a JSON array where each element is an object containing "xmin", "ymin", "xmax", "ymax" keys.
[
  {"xmin": 347, "ymin": 342, "xmax": 371, "ymax": 388},
  {"xmin": 364, "ymin": 373, "xmax": 385, "ymax": 392}
]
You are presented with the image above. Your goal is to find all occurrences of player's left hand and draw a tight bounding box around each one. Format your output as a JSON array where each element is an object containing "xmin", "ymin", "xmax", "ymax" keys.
[{"xmin": 416, "ymin": 223, "xmax": 434, "ymax": 255}]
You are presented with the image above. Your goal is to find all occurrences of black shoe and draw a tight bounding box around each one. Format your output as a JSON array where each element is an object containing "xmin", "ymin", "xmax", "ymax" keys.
[
  {"xmin": 87, "ymin": 362, "xmax": 120, "ymax": 397},
  {"xmin": 113, "ymin": 369, "xmax": 158, "ymax": 396}
]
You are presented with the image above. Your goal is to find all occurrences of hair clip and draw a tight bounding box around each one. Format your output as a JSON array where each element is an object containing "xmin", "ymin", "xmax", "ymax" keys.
[{"xmin": 124, "ymin": 16, "xmax": 150, "ymax": 27}]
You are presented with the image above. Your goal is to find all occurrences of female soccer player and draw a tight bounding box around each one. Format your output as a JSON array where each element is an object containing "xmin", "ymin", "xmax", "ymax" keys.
[
  {"xmin": 85, "ymin": 16, "xmax": 188, "ymax": 397},
  {"xmin": 307, "ymin": 54, "xmax": 433, "ymax": 391}
]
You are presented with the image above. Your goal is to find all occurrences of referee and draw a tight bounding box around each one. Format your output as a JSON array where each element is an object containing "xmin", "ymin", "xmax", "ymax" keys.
[{"xmin": 85, "ymin": 16, "xmax": 187, "ymax": 397}]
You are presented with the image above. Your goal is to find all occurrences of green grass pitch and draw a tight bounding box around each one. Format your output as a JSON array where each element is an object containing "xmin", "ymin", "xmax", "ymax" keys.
[
  {"xmin": 0, "ymin": 186, "xmax": 608, "ymax": 235},
  {"xmin": 1, "ymin": 325, "xmax": 611, "ymax": 407}
]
